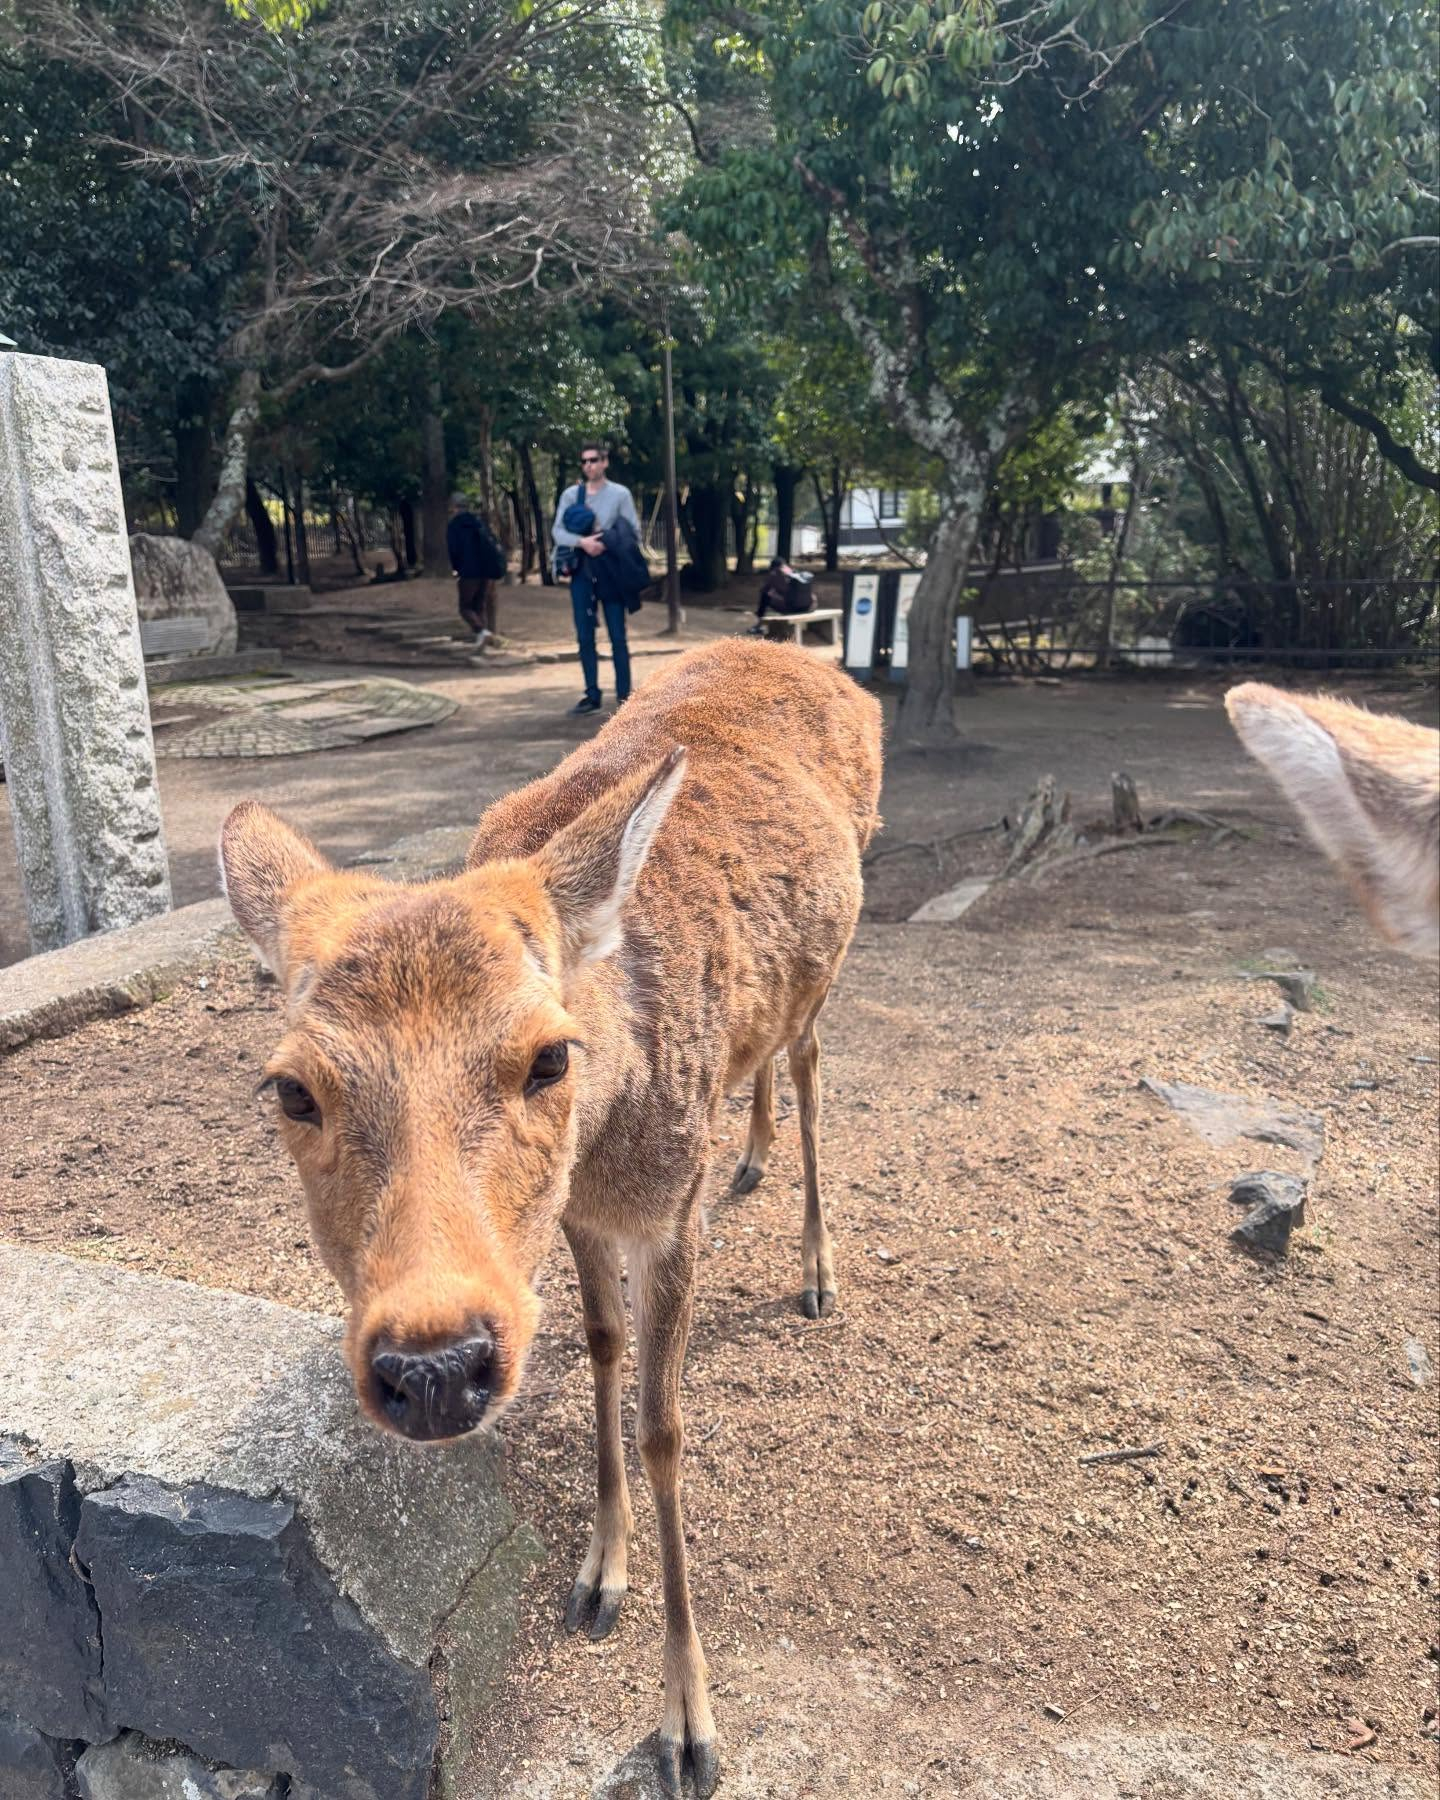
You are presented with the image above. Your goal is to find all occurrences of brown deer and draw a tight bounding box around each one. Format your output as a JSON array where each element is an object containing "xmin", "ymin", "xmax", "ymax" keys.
[
  {"xmin": 220, "ymin": 638, "xmax": 883, "ymax": 1796},
  {"xmin": 1226, "ymin": 682, "xmax": 1439, "ymax": 960}
]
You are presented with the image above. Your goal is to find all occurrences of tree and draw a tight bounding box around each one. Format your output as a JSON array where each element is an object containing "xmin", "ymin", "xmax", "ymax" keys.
[
  {"xmin": 674, "ymin": 0, "xmax": 1438, "ymax": 739},
  {"xmin": 11, "ymin": 0, "xmax": 671, "ymax": 549}
]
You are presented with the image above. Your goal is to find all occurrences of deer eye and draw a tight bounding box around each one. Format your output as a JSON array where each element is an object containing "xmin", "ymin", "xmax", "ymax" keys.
[
  {"xmin": 525, "ymin": 1042, "xmax": 569, "ymax": 1095},
  {"xmin": 276, "ymin": 1076, "xmax": 320, "ymax": 1124}
]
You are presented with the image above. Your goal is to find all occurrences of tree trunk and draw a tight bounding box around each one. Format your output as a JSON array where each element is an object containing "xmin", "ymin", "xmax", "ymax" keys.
[
  {"xmin": 280, "ymin": 476, "xmax": 295, "ymax": 586},
  {"xmin": 731, "ymin": 472, "xmax": 759, "ymax": 578},
  {"xmin": 174, "ymin": 379, "xmax": 214, "ymax": 540},
  {"xmin": 772, "ymin": 461, "xmax": 801, "ymax": 561},
  {"xmin": 894, "ymin": 486, "xmax": 984, "ymax": 745},
  {"xmin": 398, "ymin": 498, "xmax": 418, "ymax": 569},
  {"xmin": 292, "ymin": 470, "xmax": 311, "ymax": 587},
  {"xmin": 421, "ymin": 374, "xmax": 449, "ymax": 574},
  {"xmin": 518, "ymin": 442, "xmax": 553, "ymax": 586},
  {"xmin": 813, "ymin": 465, "xmax": 843, "ymax": 571},
  {"xmin": 682, "ymin": 483, "xmax": 729, "ymax": 592},
  {"xmin": 193, "ymin": 367, "xmax": 261, "ymax": 557},
  {"xmin": 509, "ymin": 485, "xmax": 533, "ymax": 577},
  {"xmin": 245, "ymin": 475, "xmax": 278, "ymax": 576}
]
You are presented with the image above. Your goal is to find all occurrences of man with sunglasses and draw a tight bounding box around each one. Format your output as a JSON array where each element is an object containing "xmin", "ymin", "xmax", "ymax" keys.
[{"xmin": 552, "ymin": 443, "xmax": 641, "ymax": 715}]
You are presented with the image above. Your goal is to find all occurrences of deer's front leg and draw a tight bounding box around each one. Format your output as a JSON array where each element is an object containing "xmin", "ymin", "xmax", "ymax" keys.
[
  {"xmin": 631, "ymin": 1213, "xmax": 719, "ymax": 1799},
  {"xmin": 562, "ymin": 1217, "xmax": 633, "ymax": 1641}
]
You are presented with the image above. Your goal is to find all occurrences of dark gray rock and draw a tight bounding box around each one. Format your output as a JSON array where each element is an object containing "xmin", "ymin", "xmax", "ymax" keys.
[
  {"xmin": 76, "ymin": 1732, "xmax": 280, "ymax": 1800},
  {"xmin": 75, "ymin": 1476, "xmax": 436, "ymax": 1800},
  {"xmin": 0, "ymin": 1715, "xmax": 74, "ymax": 1800},
  {"xmin": 0, "ymin": 1447, "xmax": 110, "ymax": 1740},
  {"xmin": 1230, "ymin": 1171, "xmax": 1308, "ymax": 1254}
]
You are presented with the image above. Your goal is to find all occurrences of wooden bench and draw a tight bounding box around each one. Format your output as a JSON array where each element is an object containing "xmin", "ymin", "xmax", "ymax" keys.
[
  {"xmin": 758, "ymin": 607, "xmax": 843, "ymax": 647},
  {"xmin": 140, "ymin": 616, "xmax": 212, "ymax": 658}
]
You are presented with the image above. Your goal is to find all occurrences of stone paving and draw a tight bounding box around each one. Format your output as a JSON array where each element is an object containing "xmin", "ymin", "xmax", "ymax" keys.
[{"xmin": 151, "ymin": 676, "xmax": 457, "ymax": 759}]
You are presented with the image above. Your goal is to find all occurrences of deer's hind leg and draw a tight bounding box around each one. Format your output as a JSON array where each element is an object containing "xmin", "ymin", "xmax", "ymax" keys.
[
  {"xmin": 730, "ymin": 1057, "xmax": 776, "ymax": 1196},
  {"xmin": 789, "ymin": 1002, "xmax": 836, "ymax": 1320}
]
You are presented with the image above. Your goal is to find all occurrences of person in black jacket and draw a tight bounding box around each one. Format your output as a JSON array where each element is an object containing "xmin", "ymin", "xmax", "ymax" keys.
[{"xmin": 446, "ymin": 493, "xmax": 504, "ymax": 649}]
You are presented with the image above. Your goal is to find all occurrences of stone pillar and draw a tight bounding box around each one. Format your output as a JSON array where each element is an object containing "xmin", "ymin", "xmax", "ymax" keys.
[{"xmin": 0, "ymin": 353, "xmax": 171, "ymax": 953}]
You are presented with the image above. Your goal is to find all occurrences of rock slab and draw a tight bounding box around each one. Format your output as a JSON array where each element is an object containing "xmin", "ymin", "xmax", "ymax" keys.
[
  {"xmin": 0, "ymin": 1246, "xmax": 537, "ymax": 1798},
  {"xmin": 0, "ymin": 1449, "xmax": 109, "ymax": 1740},
  {"xmin": 76, "ymin": 1477, "xmax": 435, "ymax": 1800},
  {"xmin": 0, "ymin": 352, "xmax": 172, "ymax": 952}
]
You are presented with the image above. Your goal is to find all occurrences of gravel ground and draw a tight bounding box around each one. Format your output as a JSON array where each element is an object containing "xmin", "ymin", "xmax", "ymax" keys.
[{"xmin": 3, "ymin": 670, "xmax": 1437, "ymax": 1795}]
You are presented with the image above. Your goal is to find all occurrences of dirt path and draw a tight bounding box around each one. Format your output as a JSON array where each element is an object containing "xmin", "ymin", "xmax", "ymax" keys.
[{"xmin": 2, "ymin": 666, "xmax": 1436, "ymax": 1796}]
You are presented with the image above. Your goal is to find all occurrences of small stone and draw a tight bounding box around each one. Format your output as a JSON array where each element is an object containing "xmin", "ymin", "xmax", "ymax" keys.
[
  {"xmin": 1270, "ymin": 969, "xmax": 1317, "ymax": 1011},
  {"xmin": 1043, "ymin": 1702, "xmax": 1066, "ymax": 1721},
  {"xmin": 1258, "ymin": 1005, "xmax": 1294, "ymax": 1035},
  {"xmin": 1405, "ymin": 1339, "xmax": 1433, "ymax": 1387},
  {"xmin": 76, "ymin": 1732, "xmax": 280, "ymax": 1800},
  {"xmin": 875, "ymin": 1246, "xmax": 899, "ymax": 1263},
  {"xmin": 1230, "ymin": 1172, "xmax": 1307, "ymax": 1255}
]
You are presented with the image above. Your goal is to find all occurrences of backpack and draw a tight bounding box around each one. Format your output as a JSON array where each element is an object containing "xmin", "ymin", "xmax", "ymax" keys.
[{"xmin": 475, "ymin": 516, "xmax": 507, "ymax": 582}]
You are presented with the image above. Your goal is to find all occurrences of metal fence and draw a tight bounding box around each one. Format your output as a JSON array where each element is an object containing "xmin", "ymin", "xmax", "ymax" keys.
[
  {"xmin": 968, "ymin": 575, "xmax": 1440, "ymax": 672},
  {"xmin": 216, "ymin": 508, "xmax": 399, "ymax": 579}
]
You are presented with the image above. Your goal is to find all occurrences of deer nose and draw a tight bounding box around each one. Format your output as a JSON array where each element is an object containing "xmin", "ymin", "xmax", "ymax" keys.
[{"xmin": 369, "ymin": 1330, "xmax": 495, "ymax": 1440}]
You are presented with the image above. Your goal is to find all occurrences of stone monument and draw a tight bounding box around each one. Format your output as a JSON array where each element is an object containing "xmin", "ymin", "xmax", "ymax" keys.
[
  {"xmin": 0, "ymin": 351, "xmax": 171, "ymax": 953},
  {"xmin": 129, "ymin": 532, "xmax": 239, "ymax": 661}
]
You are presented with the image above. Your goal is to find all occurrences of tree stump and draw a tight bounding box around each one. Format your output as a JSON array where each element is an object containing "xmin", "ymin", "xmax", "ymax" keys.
[{"xmin": 1111, "ymin": 771, "xmax": 1143, "ymax": 833}]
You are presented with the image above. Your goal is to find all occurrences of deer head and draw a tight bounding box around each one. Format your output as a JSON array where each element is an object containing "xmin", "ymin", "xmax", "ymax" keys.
[{"xmin": 220, "ymin": 751, "xmax": 686, "ymax": 1441}]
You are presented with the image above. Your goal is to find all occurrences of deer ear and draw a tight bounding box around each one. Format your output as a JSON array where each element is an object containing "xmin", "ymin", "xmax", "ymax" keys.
[
  {"xmin": 219, "ymin": 800, "xmax": 331, "ymax": 974},
  {"xmin": 1226, "ymin": 682, "xmax": 1440, "ymax": 960},
  {"xmin": 534, "ymin": 749, "xmax": 687, "ymax": 966}
]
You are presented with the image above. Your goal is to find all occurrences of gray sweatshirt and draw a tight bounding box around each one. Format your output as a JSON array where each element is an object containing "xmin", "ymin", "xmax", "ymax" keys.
[{"xmin": 551, "ymin": 479, "xmax": 641, "ymax": 550}]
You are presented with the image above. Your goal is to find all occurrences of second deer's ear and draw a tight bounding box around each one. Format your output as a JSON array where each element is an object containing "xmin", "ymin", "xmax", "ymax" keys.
[
  {"xmin": 533, "ymin": 749, "xmax": 687, "ymax": 965},
  {"xmin": 1227, "ymin": 682, "xmax": 1440, "ymax": 960},
  {"xmin": 219, "ymin": 800, "xmax": 332, "ymax": 975}
]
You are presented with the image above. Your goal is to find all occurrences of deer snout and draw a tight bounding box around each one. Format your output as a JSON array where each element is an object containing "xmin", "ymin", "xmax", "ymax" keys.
[{"xmin": 368, "ymin": 1329, "xmax": 496, "ymax": 1441}]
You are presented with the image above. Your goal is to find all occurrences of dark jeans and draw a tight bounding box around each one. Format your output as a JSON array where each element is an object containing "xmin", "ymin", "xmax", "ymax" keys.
[
  {"xmin": 571, "ymin": 573, "xmax": 631, "ymax": 704},
  {"xmin": 458, "ymin": 577, "xmax": 495, "ymax": 635}
]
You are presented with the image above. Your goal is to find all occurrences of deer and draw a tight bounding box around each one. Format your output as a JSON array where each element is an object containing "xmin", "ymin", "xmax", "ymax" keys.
[
  {"xmin": 220, "ymin": 637, "xmax": 883, "ymax": 1797},
  {"xmin": 1226, "ymin": 682, "xmax": 1439, "ymax": 960}
]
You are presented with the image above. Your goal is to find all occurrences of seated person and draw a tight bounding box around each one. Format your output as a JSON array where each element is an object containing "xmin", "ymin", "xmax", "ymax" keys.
[{"xmin": 755, "ymin": 558, "xmax": 814, "ymax": 624}]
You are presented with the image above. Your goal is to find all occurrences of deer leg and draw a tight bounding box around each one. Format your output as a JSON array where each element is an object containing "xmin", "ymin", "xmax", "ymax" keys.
[
  {"xmin": 730, "ymin": 1057, "xmax": 776, "ymax": 1195},
  {"xmin": 789, "ymin": 1011, "xmax": 836, "ymax": 1319},
  {"xmin": 631, "ymin": 1213, "xmax": 719, "ymax": 1800},
  {"xmin": 561, "ymin": 1218, "xmax": 633, "ymax": 1642}
]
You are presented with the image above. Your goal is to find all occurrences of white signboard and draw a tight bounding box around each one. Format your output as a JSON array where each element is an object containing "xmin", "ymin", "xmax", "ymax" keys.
[
  {"xmin": 844, "ymin": 573, "xmax": 880, "ymax": 671},
  {"xmin": 955, "ymin": 614, "xmax": 974, "ymax": 671},
  {"xmin": 890, "ymin": 572, "xmax": 921, "ymax": 675}
]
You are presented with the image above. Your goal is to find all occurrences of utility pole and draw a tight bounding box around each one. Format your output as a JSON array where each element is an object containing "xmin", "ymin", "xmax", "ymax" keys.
[{"xmin": 660, "ymin": 316, "xmax": 682, "ymax": 634}]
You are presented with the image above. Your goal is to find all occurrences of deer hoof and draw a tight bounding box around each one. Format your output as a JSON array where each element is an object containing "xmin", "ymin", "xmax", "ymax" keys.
[
  {"xmin": 564, "ymin": 1577, "xmax": 626, "ymax": 1641},
  {"xmin": 656, "ymin": 1731, "xmax": 720, "ymax": 1799},
  {"xmin": 800, "ymin": 1286, "xmax": 837, "ymax": 1320},
  {"xmin": 730, "ymin": 1158, "xmax": 765, "ymax": 1196}
]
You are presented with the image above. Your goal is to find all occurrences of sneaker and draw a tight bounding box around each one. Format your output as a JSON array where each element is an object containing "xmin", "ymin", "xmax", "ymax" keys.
[
  {"xmin": 473, "ymin": 628, "xmax": 493, "ymax": 650},
  {"xmin": 568, "ymin": 696, "xmax": 603, "ymax": 715}
]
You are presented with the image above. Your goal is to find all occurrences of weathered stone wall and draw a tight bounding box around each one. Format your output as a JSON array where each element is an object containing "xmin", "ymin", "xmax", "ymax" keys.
[
  {"xmin": 0, "ymin": 1247, "xmax": 539, "ymax": 1799},
  {"xmin": 0, "ymin": 354, "xmax": 171, "ymax": 953}
]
